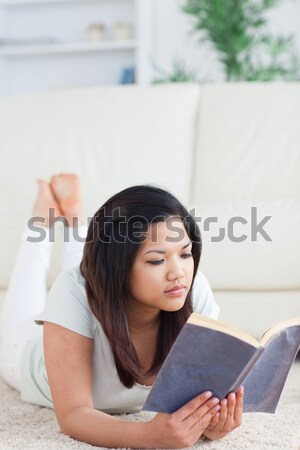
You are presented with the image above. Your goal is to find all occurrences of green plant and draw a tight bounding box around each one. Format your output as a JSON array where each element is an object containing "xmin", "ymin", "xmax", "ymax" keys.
[
  {"xmin": 182, "ymin": 0, "xmax": 299, "ymax": 81},
  {"xmin": 152, "ymin": 59, "xmax": 197, "ymax": 83}
]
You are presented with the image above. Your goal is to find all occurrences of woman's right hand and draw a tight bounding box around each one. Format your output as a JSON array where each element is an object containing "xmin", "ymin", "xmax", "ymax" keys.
[{"xmin": 148, "ymin": 391, "xmax": 220, "ymax": 449}]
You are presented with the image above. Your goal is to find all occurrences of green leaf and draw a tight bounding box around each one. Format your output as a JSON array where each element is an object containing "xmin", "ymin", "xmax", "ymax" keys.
[
  {"xmin": 182, "ymin": 0, "xmax": 300, "ymax": 81},
  {"xmin": 152, "ymin": 59, "xmax": 198, "ymax": 84}
]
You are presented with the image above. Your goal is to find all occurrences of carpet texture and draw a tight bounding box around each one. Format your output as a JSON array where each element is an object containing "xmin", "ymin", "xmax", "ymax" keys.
[{"xmin": 0, "ymin": 362, "xmax": 299, "ymax": 450}]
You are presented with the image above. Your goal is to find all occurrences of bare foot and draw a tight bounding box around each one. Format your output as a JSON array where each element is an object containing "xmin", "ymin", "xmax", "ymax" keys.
[
  {"xmin": 50, "ymin": 173, "xmax": 85, "ymax": 227},
  {"xmin": 32, "ymin": 179, "xmax": 63, "ymax": 228}
]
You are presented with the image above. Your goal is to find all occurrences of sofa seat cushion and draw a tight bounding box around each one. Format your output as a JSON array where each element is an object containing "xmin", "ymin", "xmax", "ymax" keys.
[
  {"xmin": 187, "ymin": 199, "xmax": 300, "ymax": 290},
  {"xmin": 215, "ymin": 289, "xmax": 300, "ymax": 337}
]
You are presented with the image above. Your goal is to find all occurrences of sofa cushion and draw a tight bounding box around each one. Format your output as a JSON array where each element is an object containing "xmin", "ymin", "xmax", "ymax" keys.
[
  {"xmin": 192, "ymin": 83, "xmax": 300, "ymax": 203},
  {"xmin": 0, "ymin": 84, "xmax": 201, "ymax": 210},
  {"xmin": 0, "ymin": 84, "xmax": 200, "ymax": 288},
  {"xmin": 187, "ymin": 199, "xmax": 300, "ymax": 290},
  {"xmin": 215, "ymin": 289, "xmax": 300, "ymax": 337}
]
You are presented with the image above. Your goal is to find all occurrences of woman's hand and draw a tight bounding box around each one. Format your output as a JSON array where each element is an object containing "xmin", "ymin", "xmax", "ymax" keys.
[
  {"xmin": 148, "ymin": 391, "xmax": 221, "ymax": 449},
  {"xmin": 202, "ymin": 386, "xmax": 244, "ymax": 441}
]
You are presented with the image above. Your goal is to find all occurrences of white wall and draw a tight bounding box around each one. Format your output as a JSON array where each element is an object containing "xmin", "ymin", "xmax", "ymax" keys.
[{"xmin": 150, "ymin": 0, "xmax": 300, "ymax": 82}]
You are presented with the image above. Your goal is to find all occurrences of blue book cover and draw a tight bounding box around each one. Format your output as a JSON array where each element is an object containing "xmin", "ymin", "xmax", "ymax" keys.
[
  {"xmin": 142, "ymin": 313, "xmax": 300, "ymax": 414},
  {"xmin": 120, "ymin": 66, "xmax": 135, "ymax": 85}
]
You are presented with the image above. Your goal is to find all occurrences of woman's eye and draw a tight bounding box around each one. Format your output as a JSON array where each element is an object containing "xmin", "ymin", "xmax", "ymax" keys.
[
  {"xmin": 148, "ymin": 260, "xmax": 164, "ymax": 265},
  {"xmin": 147, "ymin": 253, "xmax": 192, "ymax": 265},
  {"xmin": 182, "ymin": 253, "xmax": 193, "ymax": 258}
]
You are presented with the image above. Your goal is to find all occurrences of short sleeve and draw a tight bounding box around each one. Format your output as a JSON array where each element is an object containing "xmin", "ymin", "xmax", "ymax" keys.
[
  {"xmin": 192, "ymin": 271, "xmax": 220, "ymax": 320},
  {"xmin": 34, "ymin": 268, "xmax": 94, "ymax": 339}
]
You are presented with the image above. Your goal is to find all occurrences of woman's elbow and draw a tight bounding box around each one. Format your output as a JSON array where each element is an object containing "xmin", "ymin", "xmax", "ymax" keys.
[
  {"xmin": 58, "ymin": 405, "xmax": 92, "ymax": 439},
  {"xmin": 56, "ymin": 406, "xmax": 80, "ymax": 437}
]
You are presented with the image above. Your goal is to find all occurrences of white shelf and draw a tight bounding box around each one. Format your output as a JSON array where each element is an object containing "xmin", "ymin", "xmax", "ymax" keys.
[
  {"xmin": 0, "ymin": 0, "xmax": 91, "ymax": 5},
  {"xmin": 0, "ymin": 0, "xmax": 153, "ymax": 94},
  {"xmin": 0, "ymin": 40, "xmax": 137, "ymax": 57}
]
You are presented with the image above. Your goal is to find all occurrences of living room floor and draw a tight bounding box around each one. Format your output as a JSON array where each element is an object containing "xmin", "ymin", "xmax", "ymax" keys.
[{"xmin": 0, "ymin": 361, "xmax": 299, "ymax": 450}]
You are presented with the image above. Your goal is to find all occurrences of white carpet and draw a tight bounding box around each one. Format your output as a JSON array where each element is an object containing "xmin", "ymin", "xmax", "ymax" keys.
[{"xmin": 0, "ymin": 362, "xmax": 299, "ymax": 450}]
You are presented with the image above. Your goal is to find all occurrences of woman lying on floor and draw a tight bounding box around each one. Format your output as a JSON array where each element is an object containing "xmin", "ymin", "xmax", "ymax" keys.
[{"xmin": 0, "ymin": 174, "xmax": 243, "ymax": 448}]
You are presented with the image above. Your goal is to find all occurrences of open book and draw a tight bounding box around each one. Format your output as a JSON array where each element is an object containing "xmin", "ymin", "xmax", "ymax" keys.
[{"xmin": 142, "ymin": 313, "xmax": 300, "ymax": 414}]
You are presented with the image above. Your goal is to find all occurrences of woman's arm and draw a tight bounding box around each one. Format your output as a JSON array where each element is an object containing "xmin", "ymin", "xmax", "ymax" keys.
[
  {"xmin": 43, "ymin": 322, "xmax": 154, "ymax": 448},
  {"xmin": 62, "ymin": 405, "xmax": 153, "ymax": 448},
  {"xmin": 62, "ymin": 394, "xmax": 221, "ymax": 449},
  {"xmin": 44, "ymin": 322, "xmax": 221, "ymax": 449}
]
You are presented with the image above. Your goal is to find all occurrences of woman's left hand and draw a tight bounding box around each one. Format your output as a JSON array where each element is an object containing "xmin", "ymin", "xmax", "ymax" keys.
[{"xmin": 202, "ymin": 386, "xmax": 244, "ymax": 441}]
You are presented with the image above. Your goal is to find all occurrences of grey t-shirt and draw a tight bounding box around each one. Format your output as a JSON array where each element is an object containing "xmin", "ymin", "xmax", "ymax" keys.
[{"xmin": 20, "ymin": 266, "xmax": 219, "ymax": 413}]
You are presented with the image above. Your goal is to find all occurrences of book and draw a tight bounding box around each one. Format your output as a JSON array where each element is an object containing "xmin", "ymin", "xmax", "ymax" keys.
[
  {"xmin": 142, "ymin": 313, "xmax": 300, "ymax": 414},
  {"xmin": 119, "ymin": 66, "xmax": 135, "ymax": 84}
]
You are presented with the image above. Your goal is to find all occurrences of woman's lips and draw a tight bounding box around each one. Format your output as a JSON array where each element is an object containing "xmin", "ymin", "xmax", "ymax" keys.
[{"xmin": 164, "ymin": 287, "xmax": 186, "ymax": 296}]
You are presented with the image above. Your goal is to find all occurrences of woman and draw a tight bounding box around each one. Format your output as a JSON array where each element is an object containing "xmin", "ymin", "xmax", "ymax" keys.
[{"xmin": 0, "ymin": 173, "xmax": 243, "ymax": 448}]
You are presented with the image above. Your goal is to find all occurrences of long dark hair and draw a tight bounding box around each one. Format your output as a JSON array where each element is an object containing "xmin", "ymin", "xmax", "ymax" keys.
[{"xmin": 80, "ymin": 185, "xmax": 202, "ymax": 388}]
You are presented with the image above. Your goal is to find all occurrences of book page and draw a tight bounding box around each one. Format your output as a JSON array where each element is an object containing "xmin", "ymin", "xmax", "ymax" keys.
[
  {"xmin": 260, "ymin": 317, "xmax": 300, "ymax": 346},
  {"xmin": 188, "ymin": 312, "xmax": 260, "ymax": 347}
]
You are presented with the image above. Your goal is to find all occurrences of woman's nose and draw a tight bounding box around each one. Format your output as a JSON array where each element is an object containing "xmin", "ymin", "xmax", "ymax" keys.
[{"xmin": 167, "ymin": 263, "xmax": 185, "ymax": 281}]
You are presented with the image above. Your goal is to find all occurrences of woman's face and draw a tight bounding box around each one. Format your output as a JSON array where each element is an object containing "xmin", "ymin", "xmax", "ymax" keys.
[{"xmin": 129, "ymin": 217, "xmax": 194, "ymax": 313}]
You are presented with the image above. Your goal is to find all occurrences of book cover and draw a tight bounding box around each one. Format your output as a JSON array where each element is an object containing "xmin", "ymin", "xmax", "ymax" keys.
[
  {"xmin": 242, "ymin": 325, "xmax": 300, "ymax": 412},
  {"xmin": 142, "ymin": 314, "xmax": 300, "ymax": 414},
  {"xmin": 119, "ymin": 66, "xmax": 135, "ymax": 84}
]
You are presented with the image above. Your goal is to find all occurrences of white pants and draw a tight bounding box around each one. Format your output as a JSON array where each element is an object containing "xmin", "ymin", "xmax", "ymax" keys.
[{"xmin": 0, "ymin": 224, "xmax": 87, "ymax": 392}]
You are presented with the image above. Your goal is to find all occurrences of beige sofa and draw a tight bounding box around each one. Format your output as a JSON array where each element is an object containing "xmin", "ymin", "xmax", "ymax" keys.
[{"xmin": 0, "ymin": 83, "xmax": 299, "ymax": 337}]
